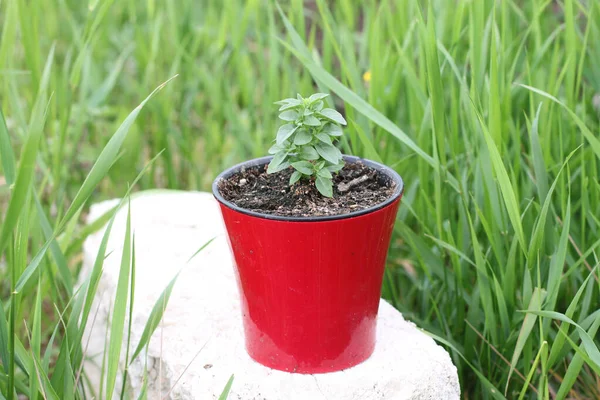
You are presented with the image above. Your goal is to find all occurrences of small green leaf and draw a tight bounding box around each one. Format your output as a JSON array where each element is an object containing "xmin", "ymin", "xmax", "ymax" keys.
[
  {"xmin": 268, "ymin": 143, "xmax": 283, "ymax": 154},
  {"xmin": 315, "ymin": 142, "xmax": 342, "ymax": 164},
  {"xmin": 314, "ymin": 101, "xmax": 324, "ymax": 111},
  {"xmin": 267, "ymin": 152, "xmax": 289, "ymax": 173},
  {"xmin": 319, "ymin": 108, "xmax": 347, "ymax": 125},
  {"xmin": 279, "ymin": 104, "xmax": 302, "ymax": 112},
  {"xmin": 274, "ymin": 98, "xmax": 297, "ymax": 105},
  {"xmin": 317, "ymin": 168, "xmax": 332, "ymax": 179},
  {"xmin": 315, "ymin": 176, "xmax": 333, "ymax": 197},
  {"xmin": 309, "ymin": 93, "xmax": 329, "ymax": 103},
  {"xmin": 278, "ymin": 99, "xmax": 302, "ymax": 111},
  {"xmin": 327, "ymin": 162, "xmax": 345, "ymax": 173},
  {"xmin": 289, "ymin": 170, "xmax": 302, "ymax": 185},
  {"xmin": 291, "ymin": 161, "xmax": 313, "ymax": 175},
  {"xmin": 276, "ymin": 123, "xmax": 297, "ymax": 144},
  {"xmin": 293, "ymin": 129, "xmax": 312, "ymax": 145},
  {"xmin": 322, "ymin": 123, "xmax": 343, "ymax": 136},
  {"xmin": 316, "ymin": 132, "xmax": 332, "ymax": 145},
  {"xmin": 270, "ymin": 161, "xmax": 290, "ymax": 173},
  {"xmin": 303, "ymin": 115, "xmax": 321, "ymax": 126},
  {"xmin": 300, "ymin": 145, "xmax": 319, "ymax": 160},
  {"xmin": 303, "ymin": 108, "xmax": 314, "ymax": 116},
  {"xmin": 279, "ymin": 110, "xmax": 299, "ymax": 121}
]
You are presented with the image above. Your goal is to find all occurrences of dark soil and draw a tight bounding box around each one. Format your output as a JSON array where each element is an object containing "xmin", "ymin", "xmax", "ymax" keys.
[{"xmin": 218, "ymin": 161, "xmax": 397, "ymax": 217}]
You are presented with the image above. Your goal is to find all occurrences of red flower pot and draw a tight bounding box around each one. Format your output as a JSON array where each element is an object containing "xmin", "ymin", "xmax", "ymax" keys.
[{"xmin": 212, "ymin": 155, "xmax": 404, "ymax": 373}]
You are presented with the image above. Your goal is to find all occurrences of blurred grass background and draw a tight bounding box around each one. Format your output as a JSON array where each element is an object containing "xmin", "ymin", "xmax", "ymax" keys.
[{"xmin": 1, "ymin": 0, "xmax": 600, "ymax": 398}]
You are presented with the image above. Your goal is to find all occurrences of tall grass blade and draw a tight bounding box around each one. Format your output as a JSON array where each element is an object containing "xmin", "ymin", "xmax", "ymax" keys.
[
  {"xmin": 104, "ymin": 202, "xmax": 133, "ymax": 398},
  {"xmin": 69, "ymin": 153, "xmax": 164, "ymax": 383},
  {"xmin": 0, "ymin": 303, "xmax": 8, "ymax": 375},
  {"xmin": 519, "ymin": 84, "xmax": 600, "ymax": 160},
  {"xmin": 425, "ymin": 332, "xmax": 506, "ymax": 399},
  {"xmin": 529, "ymin": 104, "xmax": 548, "ymax": 203},
  {"xmin": 0, "ymin": 45, "xmax": 54, "ymax": 257},
  {"xmin": 28, "ymin": 282, "xmax": 42, "ymax": 399},
  {"xmin": 506, "ymin": 288, "xmax": 546, "ymax": 393},
  {"xmin": 120, "ymin": 234, "xmax": 136, "ymax": 399},
  {"xmin": 130, "ymin": 238, "xmax": 215, "ymax": 362},
  {"xmin": 58, "ymin": 75, "xmax": 178, "ymax": 230},
  {"xmin": 555, "ymin": 317, "xmax": 600, "ymax": 399},
  {"xmin": 33, "ymin": 193, "xmax": 73, "ymax": 295},
  {"xmin": 129, "ymin": 272, "xmax": 178, "ymax": 365},
  {"xmin": 548, "ymin": 264, "xmax": 600, "ymax": 366},
  {"xmin": 527, "ymin": 147, "xmax": 579, "ymax": 263},
  {"xmin": 218, "ymin": 375, "xmax": 235, "ymax": 400},
  {"xmin": 524, "ymin": 310, "xmax": 600, "ymax": 369},
  {"xmin": 15, "ymin": 80, "xmax": 175, "ymax": 293},
  {"xmin": 421, "ymin": 3, "xmax": 448, "ymax": 166},
  {"xmin": 517, "ymin": 342, "xmax": 547, "ymax": 400},
  {"xmin": 473, "ymin": 103, "xmax": 526, "ymax": 252},
  {"xmin": 0, "ymin": 108, "xmax": 16, "ymax": 184}
]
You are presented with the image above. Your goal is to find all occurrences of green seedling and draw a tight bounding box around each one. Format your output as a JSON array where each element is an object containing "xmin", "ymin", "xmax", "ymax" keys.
[{"xmin": 267, "ymin": 93, "xmax": 347, "ymax": 197}]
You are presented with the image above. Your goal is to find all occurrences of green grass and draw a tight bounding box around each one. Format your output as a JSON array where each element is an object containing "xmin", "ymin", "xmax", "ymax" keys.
[{"xmin": 0, "ymin": 0, "xmax": 599, "ymax": 398}]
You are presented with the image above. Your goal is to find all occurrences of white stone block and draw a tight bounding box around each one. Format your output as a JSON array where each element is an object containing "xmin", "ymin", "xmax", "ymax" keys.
[{"xmin": 80, "ymin": 191, "xmax": 460, "ymax": 399}]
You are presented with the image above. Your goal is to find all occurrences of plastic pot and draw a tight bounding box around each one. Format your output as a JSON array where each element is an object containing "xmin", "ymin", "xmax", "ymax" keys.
[{"xmin": 212, "ymin": 155, "xmax": 404, "ymax": 373}]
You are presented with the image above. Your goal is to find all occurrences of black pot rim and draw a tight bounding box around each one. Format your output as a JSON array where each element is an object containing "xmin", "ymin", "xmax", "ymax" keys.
[{"xmin": 212, "ymin": 155, "xmax": 404, "ymax": 222}]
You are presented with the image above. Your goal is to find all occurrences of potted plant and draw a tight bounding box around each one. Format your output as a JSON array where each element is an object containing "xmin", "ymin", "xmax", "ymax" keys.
[{"xmin": 212, "ymin": 93, "xmax": 404, "ymax": 373}]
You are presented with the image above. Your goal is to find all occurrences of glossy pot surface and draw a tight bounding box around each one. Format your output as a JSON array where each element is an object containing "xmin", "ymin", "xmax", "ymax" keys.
[{"xmin": 213, "ymin": 156, "xmax": 403, "ymax": 373}]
